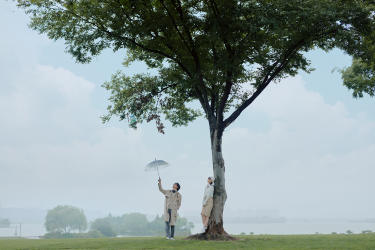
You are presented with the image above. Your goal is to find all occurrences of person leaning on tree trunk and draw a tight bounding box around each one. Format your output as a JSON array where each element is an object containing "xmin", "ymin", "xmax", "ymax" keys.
[
  {"xmin": 201, "ymin": 176, "xmax": 214, "ymax": 232},
  {"xmin": 158, "ymin": 178, "xmax": 181, "ymax": 240}
]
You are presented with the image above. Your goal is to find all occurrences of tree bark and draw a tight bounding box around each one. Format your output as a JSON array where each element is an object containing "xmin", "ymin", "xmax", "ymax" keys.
[
  {"xmin": 187, "ymin": 127, "xmax": 235, "ymax": 240},
  {"xmin": 207, "ymin": 128, "xmax": 227, "ymax": 233}
]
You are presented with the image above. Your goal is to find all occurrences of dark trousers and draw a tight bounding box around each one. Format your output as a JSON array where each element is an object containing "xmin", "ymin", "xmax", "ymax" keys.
[{"xmin": 165, "ymin": 209, "xmax": 175, "ymax": 238}]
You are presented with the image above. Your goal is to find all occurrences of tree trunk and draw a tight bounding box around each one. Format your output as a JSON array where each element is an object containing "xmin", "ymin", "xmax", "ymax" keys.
[
  {"xmin": 207, "ymin": 128, "xmax": 227, "ymax": 231},
  {"xmin": 187, "ymin": 128, "xmax": 235, "ymax": 240}
]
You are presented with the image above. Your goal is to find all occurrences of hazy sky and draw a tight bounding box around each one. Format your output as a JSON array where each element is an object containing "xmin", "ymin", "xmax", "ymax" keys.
[{"xmin": 1, "ymin": 2, "xmax": 374, "ymax": 220}]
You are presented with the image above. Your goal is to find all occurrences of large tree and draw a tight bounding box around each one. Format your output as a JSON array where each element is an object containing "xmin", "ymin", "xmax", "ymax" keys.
[
  {"xmin": 18, "ymin": 0, "xmax": 375, "ymax": 239},
  {"xmin": 45, "ymin": 205, "xmax": 87, "ymax": 233}
]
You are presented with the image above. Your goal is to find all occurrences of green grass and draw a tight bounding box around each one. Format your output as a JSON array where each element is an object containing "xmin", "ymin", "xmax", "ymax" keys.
[{"xmin": 1, "ymin": 234, "xmax": 375, "ymax": 250}]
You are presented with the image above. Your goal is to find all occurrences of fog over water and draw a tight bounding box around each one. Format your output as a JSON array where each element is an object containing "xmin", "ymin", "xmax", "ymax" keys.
[{"xmin": 1, "ymin": 2, "xmax": 375, "ymax": 236}]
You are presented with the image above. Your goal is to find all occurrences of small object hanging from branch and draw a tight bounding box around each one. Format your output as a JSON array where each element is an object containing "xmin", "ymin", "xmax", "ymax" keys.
[{"xmin": 129, "ymin": 114, "xmax": 137, "ymax": 129}]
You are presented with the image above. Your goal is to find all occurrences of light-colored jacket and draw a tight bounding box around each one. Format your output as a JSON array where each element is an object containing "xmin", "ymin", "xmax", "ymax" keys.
[
  {"xmin": 202, "ymin": 183, "xmax": 214, "ymax": 206},
  {"xmin": 158, "ymin": 182, "xmax": 182, "ymax": 225}
]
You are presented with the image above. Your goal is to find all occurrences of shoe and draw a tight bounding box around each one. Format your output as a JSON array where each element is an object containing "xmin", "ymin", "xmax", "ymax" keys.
[
  {"xmin": 169, "ymin": 237, "xmax": 175, "ymax": 240},
  {"xmin": 166, "ymin": 237, "xmax": 170, "ymax": 240}
]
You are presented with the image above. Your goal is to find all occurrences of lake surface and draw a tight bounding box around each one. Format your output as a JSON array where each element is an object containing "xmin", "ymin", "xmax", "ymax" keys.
[
  {"xmin": 0, "ymin": 224, "xmax": 45, "ymax": 238},
  {"xmin": 190, "ymin": 221, "xmax": 375, "ymax": 235},
  {"xmin": 1, "ymin": 222, "xmax": 374, "ymax": 237}
]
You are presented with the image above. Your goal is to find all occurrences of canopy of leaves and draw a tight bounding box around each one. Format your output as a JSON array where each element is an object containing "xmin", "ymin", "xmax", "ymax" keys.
[
  {"xmin": 45, "ymin": 205, "xmax": 87, "ymax": 233},
  {"xmin": 18, "ymin": 0, "xmax": 375, "ymax": 132},
  {"xmin": 342, "ymin": 58, "xmax": 375, "ymax": 98}
]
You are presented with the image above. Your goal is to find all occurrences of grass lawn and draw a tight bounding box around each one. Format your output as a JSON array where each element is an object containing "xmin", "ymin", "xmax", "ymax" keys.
[{"xmin": 1, "ymin": 234, "xmax": 375, "ymax": 250}]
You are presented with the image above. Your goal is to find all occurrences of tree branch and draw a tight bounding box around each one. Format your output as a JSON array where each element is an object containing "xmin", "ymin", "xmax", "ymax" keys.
[
  {"xmin": 53, "ymin": 4, "xmax": 194, "ymax": 79},
  {"xmin": 162, "ymin": 0, "xmax": 214, "ymax": 121},
  {"xmin": 208, "ymin": 0, "xmax": 233, "ymax": 55},
  {"xmin": 207, "ymin": 0, "xmax": 234, "ymax": 123},
  {"xmin": 158, "ymin": 0, "xmax": 193, "ymax": 53},
  {"xmin": 52, "ymin": 2, "xmax": 214, "ymax": 121},
  {"xmin": 222, "ymin": 23, "xmax": 340, "ymax": 129},
  {"xmin": 153, "ymin": 0, "xmax": 210, "ymax": 119},
  {"xmin": 223, "ymin": 38, "xmax": 307, "ymax": 128}
]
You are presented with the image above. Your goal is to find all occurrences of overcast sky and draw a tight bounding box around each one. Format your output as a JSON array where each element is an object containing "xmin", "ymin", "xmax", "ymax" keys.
[{"xmin": 1, "ymin": 2, "xmax": 374, "ymax": 220}]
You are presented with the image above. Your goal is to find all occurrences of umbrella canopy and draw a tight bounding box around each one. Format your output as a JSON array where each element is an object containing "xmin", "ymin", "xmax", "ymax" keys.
[
  {"xmin": 145, "ymin": 159, "xmax": 169, "ymax": 178},
  {"xmin": 145, "ymin": 159, "xmax": 169, "ymax": 170}
]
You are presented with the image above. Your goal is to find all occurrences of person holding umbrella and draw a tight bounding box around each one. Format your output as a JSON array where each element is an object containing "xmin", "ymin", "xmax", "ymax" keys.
[
  {"xmin": 201, "ymin": 176, "xmax": 215, "ymax": 232},
  {"xmin": 158, "ymin": 178, "xmax": 182, "ymax": 240}
]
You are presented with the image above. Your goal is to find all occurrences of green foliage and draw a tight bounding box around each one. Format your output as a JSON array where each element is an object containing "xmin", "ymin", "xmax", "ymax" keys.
[
  {"xmin": 120, "ymin": 213, "xmax": 149, "ymax": 235},
  {"xmin": 0, "ymin": 218, "xmax": 10, "ymax": 228},
  {"xmin": 90, "ymin": 218, "xmax": 117, "ymax": 237},
  {"xmin": 101, "ymin": 72, "xmax": 201, "ymax": 133},
  {"xmin": 362, "ymin": 230, "xmax": 373, "ymax": 234},
  {"xmin": 90, "ymin": 213, "xmax": 193, "ymax": 237},
  {"xmin": 45, "ymin": 205, "xmax": 87, "ymax": 233},
  {"xmin": 17, "ymin": 0, "xmax": 375, "ymax": 133},
  {"xmin": 342, "ymin": 58, "xmax": 375, "ymax": 98}
]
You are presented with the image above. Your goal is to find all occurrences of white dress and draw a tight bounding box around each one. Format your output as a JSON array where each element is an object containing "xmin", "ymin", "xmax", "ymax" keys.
[{"xmin": 201, "ymin": 184, "xmax": 214, "ymax": 216}]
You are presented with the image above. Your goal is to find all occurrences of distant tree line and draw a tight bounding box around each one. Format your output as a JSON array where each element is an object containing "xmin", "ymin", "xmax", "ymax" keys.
[
  {"xmin": 91, "ymin": 213, "xmax": 194, "ymax": 237},
  {"xmin": 44, "ymin": 205, "xmax": 194, "ymax": 238},
  {"xmin": 0, "ymin": 218, "xmax": 10, "ymax": 228}
]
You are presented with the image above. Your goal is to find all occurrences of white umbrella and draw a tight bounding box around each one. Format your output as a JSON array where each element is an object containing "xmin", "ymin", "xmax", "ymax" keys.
[{"xmin": 145, "ymin": 159, "xmax": 169, "ymax": 178}]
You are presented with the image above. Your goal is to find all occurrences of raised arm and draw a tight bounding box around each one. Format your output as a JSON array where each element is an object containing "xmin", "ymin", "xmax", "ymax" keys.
[{"xmin": 158, "ymin": 178, "xmax": 168, "ymax": 195}]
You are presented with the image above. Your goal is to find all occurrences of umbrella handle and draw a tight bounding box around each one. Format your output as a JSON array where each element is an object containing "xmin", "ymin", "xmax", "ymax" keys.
[{"xmin": 157, "ymin": 166, "xmax": 160, "ymax": 178}]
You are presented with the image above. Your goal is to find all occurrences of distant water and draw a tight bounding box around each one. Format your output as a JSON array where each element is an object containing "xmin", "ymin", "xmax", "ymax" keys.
[
  {"xmin": 1, "ymin": 222, "xmax": 375, "ymax": 237},
  {"xmin": 0, "ymin": 224, "xmax": 45, "ymax": 238},
  {"xmin": 190, "ymin": 221, "xmax": 375, "ymax": 235}
]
